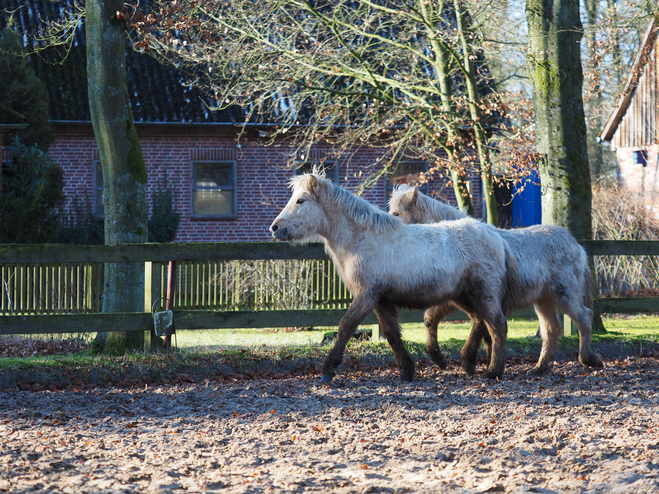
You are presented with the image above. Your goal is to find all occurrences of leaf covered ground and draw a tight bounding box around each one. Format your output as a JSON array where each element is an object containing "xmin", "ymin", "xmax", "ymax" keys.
[{"xmin": 1, "ymin": 354, "xmax": 659, "ymax": 493}]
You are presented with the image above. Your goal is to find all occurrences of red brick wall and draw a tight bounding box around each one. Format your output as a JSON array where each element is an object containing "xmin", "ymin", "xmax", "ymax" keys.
[{"xmin": 46, "ymin": 123, "xmax": 482, "ymax": 242}]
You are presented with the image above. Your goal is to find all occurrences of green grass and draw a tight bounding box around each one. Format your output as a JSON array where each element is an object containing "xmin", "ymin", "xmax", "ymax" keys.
[
  {"xmin": 173, "ymin": 318, "xmax": 544, "ymax": 352},
  {"xmin": 0, "ymin": 314, "xmax": 657, "ymax": 388}
]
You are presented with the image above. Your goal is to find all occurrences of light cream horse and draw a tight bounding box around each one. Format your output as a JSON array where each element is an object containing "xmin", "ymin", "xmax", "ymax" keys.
[
  {"xmin": 389, "ymin": 185, "xmax": 603, "ymax": 375},
  {"xmin": 270, "ymin": 171, "xmax": 516, "ymax": 382}
]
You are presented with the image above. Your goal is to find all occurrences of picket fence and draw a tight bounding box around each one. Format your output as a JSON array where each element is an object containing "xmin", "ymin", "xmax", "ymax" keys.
[{"xmin": 1, "ymin": 241, "xmax": 659, "ymax": 350}]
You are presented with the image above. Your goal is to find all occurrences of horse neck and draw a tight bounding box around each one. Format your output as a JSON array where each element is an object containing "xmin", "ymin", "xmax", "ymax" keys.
[
  {"xmin": 420, "ymin": 196, "xmax": 465, "ymax": 222},
  {"xmin": 317, "ymin": 199, "xmax": 387, "ymax": 262},
  {"xmin": 317, "ymin": 207, "xmax": 361, "ymax": 256}
]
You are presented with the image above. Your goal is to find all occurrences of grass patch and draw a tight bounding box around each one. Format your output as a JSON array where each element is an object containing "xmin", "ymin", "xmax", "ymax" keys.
[{"xmin": 0, "ymin": 314, "xmax": 658, "ymax": 389}]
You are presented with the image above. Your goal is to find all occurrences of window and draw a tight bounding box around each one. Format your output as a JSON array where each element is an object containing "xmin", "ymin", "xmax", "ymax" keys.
[
  {"xmin": 94, "ymin": 161, "xmax": 104, "ymax": 217},
  {"xmin": 384, "ymin": 161, "xmax": 428, "ymax": 204},
  {"xmin": 191, "ymin": 161, "xmax": 237, "ymax": 218},
  {"xmin": 634, "ymin": 150, "xmax": 648, "ymax": 167},
  {"xmin": 295, "ymin": 161, "xmax": 339, "ymax": 183}
]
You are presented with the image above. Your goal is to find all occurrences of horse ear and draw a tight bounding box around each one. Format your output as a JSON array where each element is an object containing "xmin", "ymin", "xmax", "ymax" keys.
[
  {"xmin": 411, "ymin": 185, "xmax": 419, "ymax": 202},
  {"xmin": 308, "ymin": 175, "xmax": 318, "ymax": 194}
]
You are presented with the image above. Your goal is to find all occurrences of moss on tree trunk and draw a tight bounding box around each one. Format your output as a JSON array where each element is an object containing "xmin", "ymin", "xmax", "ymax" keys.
[
  {"xmin": 87, "ymin": 0, "xmax": 148, "ymax": 354},
  {"xmin": 525, "ymin": 0, "xmax": 593, "ymax": 241}
]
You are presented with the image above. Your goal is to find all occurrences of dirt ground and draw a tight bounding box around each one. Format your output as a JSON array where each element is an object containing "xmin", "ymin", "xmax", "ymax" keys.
[{"xmin": 1, "ymin": 356, "xmax": 658, "ymax": 494}]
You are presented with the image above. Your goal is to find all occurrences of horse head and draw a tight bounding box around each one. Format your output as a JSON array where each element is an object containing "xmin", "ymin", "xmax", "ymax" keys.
[
  {"xmin": 388, "ymin": 185, "xmax": 420, "ymax": 224},
  {"xmin": 270, "ymin": 173, "xmax": 328, "ymax": 242}
]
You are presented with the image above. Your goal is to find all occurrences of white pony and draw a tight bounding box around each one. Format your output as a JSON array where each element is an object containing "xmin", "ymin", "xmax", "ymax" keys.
[
  {"xmin": 389, "ymin": 185, "xmax": 603, "ymax": 375},
  {"xmin": 270, "ymin": 171, "xmax": 516, "ymax": 382}
]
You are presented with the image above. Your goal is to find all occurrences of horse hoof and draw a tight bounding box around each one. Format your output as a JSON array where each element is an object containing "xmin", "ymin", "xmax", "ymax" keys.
[
  {"xmin": 462, "ymin": 363, "xmax": 477, "ymax": 377},
  {"xmin": 580, "ymin": 354, "xmax": 603, "ymax": 368},
  {"xmin": 527, "ymin": 366, "xmax": 548, "ymax": 377},
  {"xmin": 400, "ymin": 372, "xmax": 415, "ymax": 382},
  {"xmin": 430, "ymin": 354, "xmax": 448, "ymax": 370},
  {"xmin": 320, "ymin": 374, "xmax": 334, "ymax": 383},
  {"xmin": 482, "ymin": 371, "xmax": 502, "ymax": 381}
]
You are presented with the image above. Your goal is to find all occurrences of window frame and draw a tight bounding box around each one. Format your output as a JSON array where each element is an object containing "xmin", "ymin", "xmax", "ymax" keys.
[
  {"xmin": 384, "ymin": 160, "xmax": 429, "ymax": 206},
  {"xmin": 190, "ymin": 160, "xmax": 238, "ymax": 219}
]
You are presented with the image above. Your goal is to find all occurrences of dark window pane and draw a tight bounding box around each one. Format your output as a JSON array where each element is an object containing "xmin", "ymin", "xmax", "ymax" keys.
[{"xmin": 195, "ymin": 164, "xmax": 232, "ymax": 188}]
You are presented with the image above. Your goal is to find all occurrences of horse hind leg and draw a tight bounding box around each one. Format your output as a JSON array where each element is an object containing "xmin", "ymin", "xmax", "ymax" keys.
[
  {"xmin": 528, "ymin": 301, "xmax": 562, "ymax": 376},
  {"xmin": 562, "ymin": 301, "xmax": 603, "ymax": 369},
  {"xmin": 481, "ymin": 310, "xmax": 508, "ymax": 380},
  {"xmin": 376, "ymin": 303, "xmax": 415, "ymax": 382},
  {"xmin": 424, "ymin": 305, "xmax": 454, "ymax": 370}
]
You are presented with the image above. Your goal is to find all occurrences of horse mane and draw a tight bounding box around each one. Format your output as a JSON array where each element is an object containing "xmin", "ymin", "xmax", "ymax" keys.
[
  {"xmin": 290, "ymin": 172, "xmax": 400, "ymax": 232},
  {"xmin": 417, "ymin": 191, "xmax": 467, "ymax": 221},
  {"xmin": 393, "ymin": 185, "xmax": 467, "ymax": 222}
]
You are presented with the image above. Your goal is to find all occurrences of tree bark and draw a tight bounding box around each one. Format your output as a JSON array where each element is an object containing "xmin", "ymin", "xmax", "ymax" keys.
[
  {"xmin": 87, "ymin": 0, "xmax": 148, "ymax": 353},
  {"xmin": 419, "ymin": 0, "xmax": 475, "ymax": 216},
  {"xmin": 525, "ymin": 0, "xmax": 593, "ymax": 241},
  {"xmin": 584, "ymin": 0, "xmax": 603, "ymax": 179},
  {"xmin": 454, "ymin": 0, "xmax": 498, "ymax": 225}
]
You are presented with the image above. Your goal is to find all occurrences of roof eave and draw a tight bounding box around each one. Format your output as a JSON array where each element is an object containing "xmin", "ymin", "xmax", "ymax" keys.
[{"xmin": 600, "ymin": 18, "xmax": 658, "ymax": 143}]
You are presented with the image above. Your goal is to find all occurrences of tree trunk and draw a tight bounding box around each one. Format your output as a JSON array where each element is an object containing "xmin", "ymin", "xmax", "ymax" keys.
[
  {"xmin": 453, "ymin": 0, "xmax": 498, "ymax": 225},
  {"xmin": 525, "ymin": 0, "xmax": 593, "ymax": 241},
  {"xmin": 419, "ymin": 0, "xmax": 475, "ymax": 216},
  {"xmin": 87, "ymin": 0, "xmax": 148, "ymax": 354},
  {"xmin": 527, "ymin": 0, "xmax": 604, "ymax": 332},
  {"xmin": 584, "ymin": 0, "xmax": 603, "ymax": 179}
]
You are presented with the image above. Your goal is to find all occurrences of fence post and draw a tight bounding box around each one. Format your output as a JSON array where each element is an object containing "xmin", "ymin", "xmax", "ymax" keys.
[
  {"xmin": 144, "ymin": 261, "xmax": 162, "ymax": 352},
  {"xmin": 562, "ymin": 313, "xmax": 575, "ymax": 337}
]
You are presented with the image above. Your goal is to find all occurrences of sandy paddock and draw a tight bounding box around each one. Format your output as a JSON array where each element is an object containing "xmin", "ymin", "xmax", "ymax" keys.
[{"xmin": 1, "ymin": 357, "xmax": 658, "ymax": 493}]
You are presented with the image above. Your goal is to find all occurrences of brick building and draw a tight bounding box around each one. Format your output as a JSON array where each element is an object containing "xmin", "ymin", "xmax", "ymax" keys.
[
  {"xmin": 48, "ymin": 121, "xmax": 476, "ymax": 242},
  {"xmin": 600, "ymin": 17, "xmax": 659, "ymax": 216},
  {"xmin": 2, "ymin": 0, "xmax": 485, "ymax": 242}
]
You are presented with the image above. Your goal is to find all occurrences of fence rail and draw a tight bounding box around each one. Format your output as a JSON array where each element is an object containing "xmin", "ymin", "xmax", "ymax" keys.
[{"xmin": 2, "ymin": 241, "xmax": 659, "ymax": 346}]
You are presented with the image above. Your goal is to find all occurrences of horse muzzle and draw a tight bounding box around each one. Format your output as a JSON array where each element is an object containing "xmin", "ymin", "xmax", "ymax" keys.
[{"xmin": 269, "ymin": 222, "xmax": 289, "ymax": 241}]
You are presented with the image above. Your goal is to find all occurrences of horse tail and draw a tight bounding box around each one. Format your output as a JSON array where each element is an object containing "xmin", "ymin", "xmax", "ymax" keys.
[{"xmin": 502, "ymin": 240, "xmax": 522, "ymax": 316}]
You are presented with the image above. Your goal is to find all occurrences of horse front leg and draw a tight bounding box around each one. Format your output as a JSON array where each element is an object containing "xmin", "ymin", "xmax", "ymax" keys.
[
  {"xmin": 423, "ymin": 304, "xmax": 455, "ymax": 370},
  {"xmin": 321, "ymin": 295, "xmax": 375, "ymax": 383},
  {"xmin": 482, "ymin": 310, "xmax": 508, "ymax": 380},
  {"xmin": 375, "ymin": 303, "xmax": 415, "ymax": 381},
  {"xmin": 460, "ymin": 318, "xmax": 489, "ymax": 377}
]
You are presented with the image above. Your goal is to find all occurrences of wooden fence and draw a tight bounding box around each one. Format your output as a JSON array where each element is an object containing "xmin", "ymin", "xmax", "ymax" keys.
[{"xmin": 1, "ymin": 241, "xmax": 659, "ymax": 350}]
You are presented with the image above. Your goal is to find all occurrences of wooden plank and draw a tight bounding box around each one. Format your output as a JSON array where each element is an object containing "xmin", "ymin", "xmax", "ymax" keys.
[
  {"xmin": 594, "ymin": 297, "xmax": 659, "ymax": 314},
  {"xmin": 0, "ymin": 313, "xmax": 154, "ymax": 335},
  {"xmin": 0, "ymin": 242, "xmax": 329, "ymax": 264},
  {"xmin": 4, "ymin": 241, "xmax": 659, "ymax": 265},
  {"xmin": 582, "ymin": 240, "xmax": 659, "ymax": 256},
  {"xmin": 0, "ymin": 307, "xmax": 541, "ymax": 336}
]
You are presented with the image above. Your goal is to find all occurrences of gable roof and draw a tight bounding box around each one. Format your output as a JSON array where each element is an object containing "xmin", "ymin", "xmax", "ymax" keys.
[
  {"xmin": 600, "ymin": 18, "xmax": 658, "ymax": 145},
  {"xmin": 2, "ymin": 0, "xmax": 243, "ymax": 125}
]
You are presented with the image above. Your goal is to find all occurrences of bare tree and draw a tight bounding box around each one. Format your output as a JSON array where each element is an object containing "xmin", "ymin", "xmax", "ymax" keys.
[
  {"xmin": 130, "ymin": 0, "xmax": 536, "ymax": 223},
  {"xmin": 87, "ymin": 0, "xmax": 149, "ymax": 354},
  {"xmin": 526, "ymin": 0, "xmax": 592, "ymax": 239}
]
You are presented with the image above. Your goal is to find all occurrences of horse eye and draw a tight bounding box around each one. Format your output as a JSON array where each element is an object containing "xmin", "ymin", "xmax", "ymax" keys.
[{"xmin": 297, "ymin": 199, "xmax": 305, "ymax": 205}]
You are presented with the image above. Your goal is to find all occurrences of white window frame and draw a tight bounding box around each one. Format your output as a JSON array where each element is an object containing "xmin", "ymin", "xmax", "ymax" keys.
[{"xmin": 191, "ymin": 160, "xmax": 238, "ymax": 219}]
